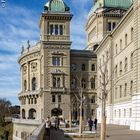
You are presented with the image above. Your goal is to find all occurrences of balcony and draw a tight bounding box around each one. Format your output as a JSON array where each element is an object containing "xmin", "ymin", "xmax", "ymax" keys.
[
  {"xmin": 18, "ymin": 89, "xmax": 42, "ymax": 97},
  {"xmin": 12, "ymin": 118, "xmax": 42, "ymax": 125},
  {"xmin": 44, "ymin": 35, "xmax": 70, "ymax": 41},
  {"xmin": 50, "ymin": 87, "xmax": 66, "ymax": 93}
]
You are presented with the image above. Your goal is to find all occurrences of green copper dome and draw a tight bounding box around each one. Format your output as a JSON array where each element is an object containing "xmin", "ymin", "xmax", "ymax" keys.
[
  {"xmin": 104, "ymin": 0, "xmax": 132, "ymax": 9},
  {"xmin": 44, "ymin": 0, "xmax": 70, "ymax": 12},
  {"xmin": 88, "ymin": 0, "xmax": 133, "ymax": 17}
]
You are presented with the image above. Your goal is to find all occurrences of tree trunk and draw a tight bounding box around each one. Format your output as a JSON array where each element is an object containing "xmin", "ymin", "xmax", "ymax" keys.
[
  {"xmin": 100, "ymin": 115, "xmax": 106, "ymax": 140},
  {"xmin": 79, "ymin": 104, "xmax": 82, "ymax": 136}
]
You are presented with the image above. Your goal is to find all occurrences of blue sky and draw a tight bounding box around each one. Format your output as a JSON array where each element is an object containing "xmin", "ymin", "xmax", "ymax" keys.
[{"xmin": 0, "ymin": 0, "xmax": 93, "ymax": 105}]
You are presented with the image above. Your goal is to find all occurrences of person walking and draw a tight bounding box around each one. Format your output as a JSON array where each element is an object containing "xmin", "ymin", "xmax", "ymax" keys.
[
  {"xmin": 45, "ymin": 117, "xmax": 51, "ymax": 139},
  {"xmin": 54, "ymin": 117, "xmax": 60, "ymax": 130},
  {"xmin": 88, "ymin": 118, "xmax": 93, "ymax": 131},
  {"xmin": 94, "ymin": 118, "xmax": 98, "ymax": 133}
]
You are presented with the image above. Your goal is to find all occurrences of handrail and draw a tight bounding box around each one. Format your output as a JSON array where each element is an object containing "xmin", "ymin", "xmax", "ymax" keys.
[
  {"xmin": 25, "ymin": 122, "xmax": 45, "ymax": 140},
  {"xmin": 24, "ymin": 126, "xmax": 39, "ymax": 140}
]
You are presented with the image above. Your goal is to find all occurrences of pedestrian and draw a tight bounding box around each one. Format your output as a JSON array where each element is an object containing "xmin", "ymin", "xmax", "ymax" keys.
[
  {"xmin": 54, "ymin": 117, "xmax": 60, "ymax": 130},
  {"xmin": 88, "ymin": 118, "xmax": 93, "ymax": 131},
  {"xmin": 94, "ymin": 118, "xmax": 98, "ymax": 132},
  {"xmin": 45, "ymin": 117, "xmax": 51, "ymax": 138}
]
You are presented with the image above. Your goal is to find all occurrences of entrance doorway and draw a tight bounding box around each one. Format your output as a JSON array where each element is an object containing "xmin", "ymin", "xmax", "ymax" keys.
[{"xmin": 51, "ymin": 108, "xmax": 62, "ymax": 117}]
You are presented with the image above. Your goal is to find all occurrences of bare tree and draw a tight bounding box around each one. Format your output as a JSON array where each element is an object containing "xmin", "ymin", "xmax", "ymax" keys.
[
  {"xmin": 97, "ymin": 56, "xmax": 117, "ymax": 140},
  {"xmin": 70, "ymin": 73, "xmax": 87, "ymax": 136}
]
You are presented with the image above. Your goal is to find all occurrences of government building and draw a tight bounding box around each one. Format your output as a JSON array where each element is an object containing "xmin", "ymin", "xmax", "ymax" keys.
[{"xmin": 13, "ymin": 0, "xmax": 140, "ymax": 139}]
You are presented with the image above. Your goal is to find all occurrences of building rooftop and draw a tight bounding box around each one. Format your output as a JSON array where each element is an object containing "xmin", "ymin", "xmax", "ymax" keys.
[
  {"xmin": 70, "ymin": 49, "xmax": 97, "ymax": 58},
  {"xmin": 44, "ymin": 0, "xmax": 70, "ymax": 13},
  {"xmin": 88, "ymin": 0, "xmax": 133, "ymax": 17}
]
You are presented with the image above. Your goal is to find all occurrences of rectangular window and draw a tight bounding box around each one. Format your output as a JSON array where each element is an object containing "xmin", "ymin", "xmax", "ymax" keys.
[
  {"xmin": 108, "ymin": 22, "xmax": 112, "ymax": 31},
  {"xmin": 52, "ymin": 57, "xmax": 60, "ymax": 66},
  {"xmin": 50, "ymin": 25, "xmax": 53, "ymax": 35},
  {"xmin": 60, "ymin": 25, "xmax": 63, "ymax": 35},
  {"xmin": 113, "ymin": 22, "xmax": 116, "ymax": 29},
  {"xmin": 58, "ymin": 95, "xmax": 61, "ymax": 102},
  {"xmin": 53, "ymin": 77, "xmax": 61, "ymax": 88},
  {"xmin": 52, "ymin": 95, "xmax": 55, "ymax": 102},
  {"xmin": 55, "ymin": 25, "xmax": 58, "ymax": 35},
  {"xmin": 91, "ymin": 96, "xmax": 96, "ymax": 103}
]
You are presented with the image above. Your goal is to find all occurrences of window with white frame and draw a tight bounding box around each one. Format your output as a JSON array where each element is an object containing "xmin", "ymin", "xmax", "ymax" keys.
[
  {"xmin": 53, "ymin": 76, "xmax": 61, "ymax": 88},
  {"xmin": 52, "ymin": 57, "xmax": 61, "ymax": 66}
]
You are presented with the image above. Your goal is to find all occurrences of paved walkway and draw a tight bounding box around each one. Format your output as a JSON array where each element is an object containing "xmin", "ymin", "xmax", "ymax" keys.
[{"xmin": 43, "ymin": 125, "xmax": 140, "ymax": 140}]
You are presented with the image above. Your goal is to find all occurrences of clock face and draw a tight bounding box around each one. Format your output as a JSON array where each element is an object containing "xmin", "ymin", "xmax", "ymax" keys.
[{"xmin": 71, "ymin": 64, "xmax": 77, "ymax": 71}]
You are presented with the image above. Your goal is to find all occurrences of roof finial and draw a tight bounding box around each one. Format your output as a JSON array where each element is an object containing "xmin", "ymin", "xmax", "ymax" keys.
[
  {"xmin": 27, "ymin": 40, "xmax": 30, "ymax": 51},
  {"xmin": 21, "ymin": 45, "xmax": 24, "ymax": 54}
]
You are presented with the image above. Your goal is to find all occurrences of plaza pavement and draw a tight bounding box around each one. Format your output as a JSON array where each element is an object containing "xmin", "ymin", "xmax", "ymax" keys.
[{"xmin": 43, "ymin": 124, "xmax": 140, "ymax": 140}]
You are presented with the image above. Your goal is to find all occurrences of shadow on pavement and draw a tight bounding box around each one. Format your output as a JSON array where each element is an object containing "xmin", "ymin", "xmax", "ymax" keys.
[{"xmin": 43, "ymin": 127, "xmax": 74, "ymax": 140}]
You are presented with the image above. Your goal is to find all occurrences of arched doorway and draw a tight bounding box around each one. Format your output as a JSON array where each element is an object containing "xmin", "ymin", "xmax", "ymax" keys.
[
  {"xmin": 28, "ymin": 108, "xmax": 36, "ymax": 119},
  {"xmin": 22, "ymin": 109, "xmax": 25, "ymax": 119},
  {"xmin": 51, "ymin": 108, "xmax": 62, "ymax": 117}
]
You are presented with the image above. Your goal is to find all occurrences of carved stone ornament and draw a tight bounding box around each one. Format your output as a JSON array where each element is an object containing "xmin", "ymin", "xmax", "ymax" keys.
[
  {"xmin": 23, "ymin": 65, "xmax": 27, "ymax": 74},
  {"xmin": 31, "ymin": 62, "xmax": 37, "ymax": 71}
]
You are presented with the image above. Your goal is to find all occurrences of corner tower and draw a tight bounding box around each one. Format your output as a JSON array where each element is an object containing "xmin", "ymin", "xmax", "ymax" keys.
[{"xmin": 40, "ymin": 0, "xmax": 73, "ymax": 120}]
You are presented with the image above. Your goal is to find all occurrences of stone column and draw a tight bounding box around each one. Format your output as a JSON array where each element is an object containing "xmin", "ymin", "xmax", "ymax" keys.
[{"xmin": 27, "ymin": 62, "xmax": 30, "ymax": 91}]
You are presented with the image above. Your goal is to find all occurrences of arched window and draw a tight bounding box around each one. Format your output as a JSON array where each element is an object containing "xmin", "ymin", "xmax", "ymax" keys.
[
  {"xmin": 120, "ymin": 85, "xmax": 122, "ymax": 98},
  {"xmin": 131, "ymin": 28, "xmax": 133, "ymax": 41},
  {"xmin": 120, "ymin": 61, "xmax": 122, "ymax": 75},
  {"xmin": 124, "ymin": 83, "xmax": 127, "ymax": 97},
  {"xmin": 82, "ymin": 64, "xmax": 86, "ymax": 71},
  {"xmin": 115, "ymin": 44, "xmax": 118, "ymax": 55},
  {"xmin": 71, "ymin": 78, "xmax": 77, "ymax": 89},
  {"xmin": 120, "ymin": 39, "xmax": 122, "ymax": 51},
  {"xmin": 91, "ymin": 78, "xmax": 96, "ymax": 89},
  {"xmin": 130, "ymin": 81, "xmax": 133, "ymax": 94},
  {"xmin": 91, "ymin": 64, "xmax": 96, "ymax": 71},
  {"xmin": 28, "ymin": 108, "xmax": 36, "ymax": 119},
  {"xmin": 81, "ymin": 79, "xmax": 86, "ymax": 89},
  {"xmin": 125, "ymin": 34, "xmax": 128, "ymax": 47},
  {"xmin": 24, "ymin": 80, "xmax": 27, "ymax": 91},
  {"xmin": 32, "ymin": 77, "xmax": 36, "ymax": 91},
  {"xmin": 124, "ymin": 57, "xmax": 128, "ymax": 72},
  {"xmin": 22, "ymin": 109, "xmax": 25, "ymax": 119},
  {"xmin": 131, "ymin": 53, "xmax": 133, "ymax": 69}
]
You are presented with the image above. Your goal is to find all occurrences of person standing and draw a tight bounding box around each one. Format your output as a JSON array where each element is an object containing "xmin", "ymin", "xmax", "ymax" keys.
[
  {"xmin": 54, "ymin": 117, "xmax": 60, "ymax": 130},
  {"xmin": 88, "ymin": 118, "xmax": 93, "ymax": 131},
  {"xmin": 94, "ymin": 118, "xmax": 98, "ymax": 132},
  {"xmin": 45, "ymin": 117, "xmax": 51, "ymax": 138}
]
